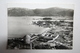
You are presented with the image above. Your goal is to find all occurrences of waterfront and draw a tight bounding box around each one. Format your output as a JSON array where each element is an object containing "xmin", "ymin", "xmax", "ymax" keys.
[
  {"xmin": 7, "ymin": 16, "xmax": 73, "ymax": 49},
  {"xmin": 8, "ymin": 16, "xmax": 73, "ymax": 37}
]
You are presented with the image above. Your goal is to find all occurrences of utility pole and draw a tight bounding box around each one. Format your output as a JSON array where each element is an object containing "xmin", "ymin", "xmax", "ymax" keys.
[{"xmin": 30, "ymin": 42, "xmax": 32, "ymax": 49}]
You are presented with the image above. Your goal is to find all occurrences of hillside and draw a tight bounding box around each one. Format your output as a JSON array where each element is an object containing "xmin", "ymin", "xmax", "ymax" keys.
[{"xmin": 8, "ymin": 7, "xmax": 74, "ymax": 17}]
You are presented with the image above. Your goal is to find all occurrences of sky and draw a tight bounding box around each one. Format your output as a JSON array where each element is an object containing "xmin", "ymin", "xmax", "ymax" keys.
[{"xmin": 7, "ymin": 3, "xmax": 74, "ymax": 9}]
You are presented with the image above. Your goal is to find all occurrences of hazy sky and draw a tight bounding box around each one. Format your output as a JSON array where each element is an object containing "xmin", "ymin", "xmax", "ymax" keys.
[{"xmin": 8, "ymin": 3, "xmax": 74, "ymax": 9}]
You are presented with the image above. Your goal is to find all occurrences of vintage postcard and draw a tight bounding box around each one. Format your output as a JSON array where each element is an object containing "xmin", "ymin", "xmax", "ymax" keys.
[{"xmin": 7, "ymin": 3, "xmax": 74, "ymax": 50}]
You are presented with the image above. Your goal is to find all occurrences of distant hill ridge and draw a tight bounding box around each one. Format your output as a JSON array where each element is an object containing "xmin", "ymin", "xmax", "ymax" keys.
[{"xmin": 8, "ymin": 7, "xmax": 74, "ymax": 17}]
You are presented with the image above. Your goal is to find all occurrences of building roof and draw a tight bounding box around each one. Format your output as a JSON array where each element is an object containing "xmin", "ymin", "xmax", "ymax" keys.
[{"xmin": 43, "ymin": 18, "xmax": 52, "ymax": 20}]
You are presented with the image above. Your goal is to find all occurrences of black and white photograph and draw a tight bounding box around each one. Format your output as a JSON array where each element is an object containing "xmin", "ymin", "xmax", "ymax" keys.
[{"xmin": 7, "ymin": 3, "xmax": 74, "ymax": 50}]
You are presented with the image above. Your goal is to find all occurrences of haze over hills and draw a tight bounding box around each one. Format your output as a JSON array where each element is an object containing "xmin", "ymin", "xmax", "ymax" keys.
[{"xmin": 8, "ymin": 7, "xmax": 74, "ymax": 17}]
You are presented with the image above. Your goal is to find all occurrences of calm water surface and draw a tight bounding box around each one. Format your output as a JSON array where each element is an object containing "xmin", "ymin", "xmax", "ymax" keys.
[
  {"xmin": 8, "ymin": 16, "xmax": 48, "ymax": 37},
  {"xmin": 8, "ymin": 16, "xmax": 72, "ymax": 37}
]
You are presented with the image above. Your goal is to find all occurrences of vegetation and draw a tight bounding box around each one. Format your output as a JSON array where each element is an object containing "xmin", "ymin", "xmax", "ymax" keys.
[{"xmin": 8, "ymin": 7, "xmax": 74, "ymax": 17}]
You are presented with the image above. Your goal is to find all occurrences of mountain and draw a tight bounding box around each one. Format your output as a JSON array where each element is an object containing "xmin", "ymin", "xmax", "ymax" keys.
[{"xmin": 8, "ymin": 7, "xmax": 74, "ymax": 17}]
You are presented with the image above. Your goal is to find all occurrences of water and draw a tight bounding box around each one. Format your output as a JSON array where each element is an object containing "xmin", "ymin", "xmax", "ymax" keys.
[
  {"xmin": 8, "ymin": 16, "xmax": 48, "ymax": 37},
  {"xmin": 8, "ymin": 16, "xmax": 73, "ymax": 37}
]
